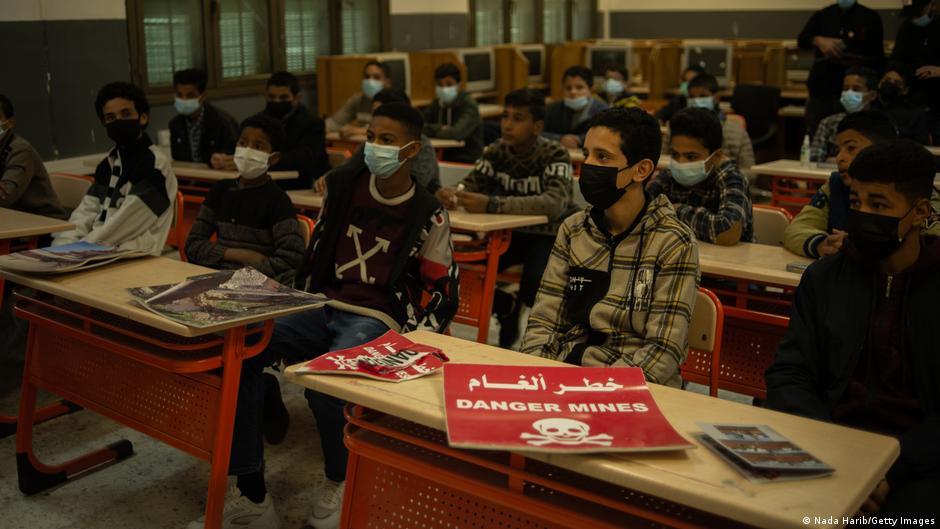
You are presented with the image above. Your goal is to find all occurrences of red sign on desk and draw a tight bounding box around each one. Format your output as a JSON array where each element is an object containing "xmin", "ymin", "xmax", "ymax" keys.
[
  {"xmin": 443, "ymin": 364, "xmax": 692, "ymax": 453},
  {"xmin": 297, "ymin": 331, "xmax": 448, "ymax": 382}
]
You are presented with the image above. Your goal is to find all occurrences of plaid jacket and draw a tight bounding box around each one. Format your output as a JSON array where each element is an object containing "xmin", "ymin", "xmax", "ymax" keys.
[
  {"xmin": 647, "ymin": 158, "xmax": 754, "ymax": 244},
  {"xmin": 810, "ymin": 112, "xmax": 844, "ymax": 162},
  {"xmin": 520, "ymin": 194, "xmax": 700, "ymax": 388}
]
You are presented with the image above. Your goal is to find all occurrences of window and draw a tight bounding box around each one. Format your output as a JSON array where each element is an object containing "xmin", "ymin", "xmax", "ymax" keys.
[
  {"xmin": 541, "ymin": 0, "xmax": 566, "ymax": 44},
  {"xmin": 140, "ymin": 0, "xmax": 206, "ymax": 85},
  {"xmin": 218, "ymin": 0, "xmax": 272, "ymax": 79},
  {"xmin": 341, "ymin": 0, "xmax": 381, "ymax": 55},
  {"xmin": 571, "ymin": 0, "xmax": 594, "ymax": 40},
  {"xmin": 473, "ymin": 0, "xmax": 504, "ymax": 46},
  {"xmin": 510, "ymin": 0, "xmax": 536, "ymax": 43},
  {"xmin": 284, "ymin": 0, "xmax": 331, "ymax": 72}
]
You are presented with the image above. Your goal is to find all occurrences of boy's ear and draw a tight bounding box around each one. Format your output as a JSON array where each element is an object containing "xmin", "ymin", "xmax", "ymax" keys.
[
  {"xmin": 268, "ymin": 152, "xmax": 282, "ymax": 166},
  {"xmin": 533, "ymin": 119, "xmax": 545, "ymax": 136},
  {"xmin": 139, "ymin": 112, "xmax": 150, "ymax": 127},
  {"xmin": 633, "ymin": 159, "xmax": 655, "ymax": 182},
  {"xmin": 913, "ymin": 197, "xmax": 932, "ymax": 227},
  {"xmin": 400, "ymin": 140, "xmax": 421, "ymax": 161}
]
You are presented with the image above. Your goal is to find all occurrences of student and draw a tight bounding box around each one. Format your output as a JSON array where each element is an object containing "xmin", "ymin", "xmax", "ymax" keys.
[
  {"xmin": 436, "ymin": 88, "xmax": 573, "ymax": 348},
  {"xmin": 889, "ymin": 0, "xmax": 940, "ymax": 142},
  {"xmin": 423, "ymin": 62, "xmax": 484, "ymax": 163},
  {"xmin": 810, "ymin": 66, "xmax": 880, "ymax": 161},
  {"xmin": 168, "ymin": 68, "xmax": 238, "ymax": 168},
  {"xmin": 185, "ymin": 114, "xmax": 305, "ymax": 285},
  {"xmin": 262, "ymin": 71, "xmax": 329, "ymax": 190},
  {"xmin": 648, "ymin": 108, "xmax": 753, "ymax": 245},
  {"xmin": 765, "ymin": 139, "xmax": 940, "ymax": 520},
  {"xmin": 325, "ymin": 60, "xmax": 392, "ymax": 137},
  {"xmin": 871, "ymin": 69, "xmax": 931, "ymax": 145},
  {"xmin": 680, "ymin": 73, "xmax": 755, "ymax": 171},
  {"xmin": 544, "ymin": 65, "xmax": 608, "ymax": 150},
  {"xmin": 53, "ymin": 82, "xmax": 177, "ymax": 254},
  {"xmin": 521, "ymin": 107, "xmax": 699, "ymax": 387},
  {"xmin": 317, "ymin": 88, "xmax": 441, "ymax": 194},
  {"xmin": 186, "ymin": 103, "xmax": 458, "ymax": 529},
  {"xmin": 798, "ymin": 0, "xmax": 884, "ymax": 137},
  {"xmin": 655, "ymin": 65, "xmax": 706, "ymax": 123},
  {"xmin": 596, "ymin": 64, "xmax": 641, "ymax": 109},
  {"xmin": 0, "ymin": 94, "xmax": 65, "ymax": 218}
]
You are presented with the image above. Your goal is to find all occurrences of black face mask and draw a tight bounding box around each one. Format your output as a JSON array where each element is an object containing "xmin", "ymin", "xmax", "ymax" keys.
[
  {"xmin": 846, "ymin": 206, "xmax": 914, "ymax": 262},
  {"xmin": 578, "ymin": 163, "xmax": 634, "ymax": 212},
  {"xmin": 265, "ymin": 101, "xmax": 293, "ymax": 119},
  {"xmin": 106, "ymin": 118, "xmax": 142, "ymax": 147},
  {"xmin": 878, "ymin": 82, "xmax": 903, "ymax": 104}
]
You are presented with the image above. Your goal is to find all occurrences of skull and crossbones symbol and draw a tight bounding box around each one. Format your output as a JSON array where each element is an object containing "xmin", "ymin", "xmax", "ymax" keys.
[{"xmin": 519, "ymin": 418, "xmax": 613, "ymax": 447}]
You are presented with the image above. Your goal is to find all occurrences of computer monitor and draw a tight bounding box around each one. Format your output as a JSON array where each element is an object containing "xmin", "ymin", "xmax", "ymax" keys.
[
  {"xmin": 453, "ymin": 47, "xmax": 495, "ymax": 92},
  {"xmin": 371, "ymin": 52, "xmax": 411, "ymax": 95},
  {"xmin": 784, "ymin": 47, "xmax": 815, "ymax": 85},
  {"xmin": 516, "ymin": 44, "xmax": 546, "ymax": 84},
  {"xmin": 585, "ymin": 42, "xmax": 632, "ymax": 84},
  {"xmin": 682, "ymin": 40, "xmax": 733, "ymax": 87}
]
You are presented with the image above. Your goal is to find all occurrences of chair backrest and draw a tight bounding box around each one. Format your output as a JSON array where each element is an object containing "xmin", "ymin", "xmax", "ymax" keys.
[
  {"xmin": 752, "ymin": 204, "xmax": 793, "ymax": 247},
  {"xmin": 726, "ymin": 113, "xmax": 747, "ymax": 131},
  {"xmin": 327, "ymin": 148, "xmax": 351, "ymax": 169},
  {"xmin": 171, "ymin": 191, "xmax": 186, "ymax": 260},
  {"xmin": 49, "ymin": 173, "xmax": 92, "ymax": 212},
  {"xmin": 297, "ymin": 214, "xmax": 315, "ymax": 247},
  {"xmin": 718, "ymin": 306, "xmax": 790, "ymax": 400},
  {"xmin": 439, "ymin": 162, "xmax": 473, "ymax": 189},
  {"xmin": 681, "ymin": 288, "xmax": 724, "ymax": 397},
  {"xmin": 731, "ymin": 84, "xmax": 781, "ymax": 140}
]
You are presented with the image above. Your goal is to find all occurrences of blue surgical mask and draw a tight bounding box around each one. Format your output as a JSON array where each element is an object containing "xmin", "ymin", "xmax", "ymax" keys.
[
  {"xmin": 603, "ymin": 78, "xmax": 624, "ymax": 97},
  {"xmin": 435, "ymin": 85, "xmax": 459, "ymax": 105},
  {"xmin": 912, "ymin": 14, "xmax": 933, "ymax": 27},
  {"xmin": 174, "ymin": 97, "xmax": 201, "ymax": 116},
  {"xmin": 840, "ymin": 89, "xmax": 866, "ymax": 113},
  {"xmin": 362, "ymin": 78, "xmax": 384, "ymax": 99},
  {"xmin": 837, "ymin": 0, "xmax": 856, "ymax": 10},
  {"xmin": 688, "ymin": 96, "xmax": 716, "ymax": 111},
  {"xmin": 364, "ymin": 140, "xmax": 415, "ymax": 179},
  {"xmin": 669, "ymin": 153, "xmax": 715, "ymax": 187},
  {"xmin": 0, "ymin": 120, "xmax": 8, "ymax": 137},
  {"xmin": 564, "ymin": 96, "xmax": 591, "ymax": 111},
  {"xmin": 679, "ymin": 81, "xmax": 690, "ymax": 96}
]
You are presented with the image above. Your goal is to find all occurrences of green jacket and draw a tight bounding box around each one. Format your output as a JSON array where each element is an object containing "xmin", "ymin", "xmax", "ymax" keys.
[{"xmin": 423, "ymin": 90, "xmax": 484, "ymax": 164}]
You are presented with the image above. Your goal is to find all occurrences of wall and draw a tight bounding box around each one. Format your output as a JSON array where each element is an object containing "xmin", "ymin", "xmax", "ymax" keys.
[
  {"xmin": 389, "ymin": 0, "xmax": 470, "ymax": 51},
  {"xmin": 599, "ymin": 0, "xmax": 907, "ymax": 41}
]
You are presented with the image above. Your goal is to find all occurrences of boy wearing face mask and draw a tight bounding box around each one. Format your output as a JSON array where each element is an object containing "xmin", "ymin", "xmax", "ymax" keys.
[
  {"xmin": 262, "ymin": 71, "xmax": 329, "ymax": 191},
  {"xmin": 168, "ymin": 68, "xmax": 238, "ymax": 169},
  {"xmin": 52, "ymin": 82, "xmax": 177, "ymax": 255},
  {"xmin": 423, "ymin": 62, "xmax": 484, "ymax": 164},
  {"xmin": 766, "ymin": 140, "xmax": 940, "ymax": 521},
  {"xmin": 596, "ymin": 64, "xmax": 641, "ymax": 109},
  {"xmin": 188, "ymin": 102, "xmax": 458, "ymax": 529},
  {"xmin": 890, "ymin": 0, "xmax": 940, "ymax": 142},
  {"xmin": 654, "ymin": 65, "xmax": 706, "ymax": 124},
  {"xmin": 870, "ymin": 69, "xmax": 931, "ymax": 145},
  {"xmin": 810, "ymin": 66, "xmax": 880, "ymax": 162},
  {"xmin": 648, "ymin": 108, "xmax": 753, "ymax": 246},
  {"xmin": 0, "ymin": 94, "xmax": 64, "ymax": 218},
  {"xmin": 521, "ymin": 107, "xmax": 698, "ymax": 387},
  {"xmin": 544, "ymin": 66, "xmax": 609, "ymax": 150},
  {"xmin": 325, "ymin": 60, "xmax": 392, "ymax": 137},
  {"xmin": 184, "ymin": 114, "xmax": 305, "ymax": 285},
  {"xmin": 674, "ymin": 73, "xmax": 755, "ymax": 172}
]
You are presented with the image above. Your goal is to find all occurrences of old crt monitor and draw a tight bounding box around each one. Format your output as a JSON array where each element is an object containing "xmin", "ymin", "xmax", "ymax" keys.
[
  {"xmin": 585, "ymin": 42, "xmax": 632, "ymax": 84},
  {"xmin": 454, "ymin": 47, "xmax": 495, "ymax": 92},
  {"xmin": 372, "ymin": 52, "xmax": 411, "ymax": 95},
  {"xmin": 516, "ymin": 43, "xmax": 546, "ymax": 84},
  {"xmin": 682, "ymin": 40, "xmax": 733, "ymax": 87}
]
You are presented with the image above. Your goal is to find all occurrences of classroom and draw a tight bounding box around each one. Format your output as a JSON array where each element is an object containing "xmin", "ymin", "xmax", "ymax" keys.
[{"xmin": 1, "ymin": 0, "xmax": 939, "ymax": 528}]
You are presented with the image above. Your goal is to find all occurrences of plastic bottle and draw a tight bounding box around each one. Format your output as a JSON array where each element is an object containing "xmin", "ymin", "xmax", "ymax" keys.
[{"xmin": 800, "ymin": 135, "xmax": 811, "ymax": 167}]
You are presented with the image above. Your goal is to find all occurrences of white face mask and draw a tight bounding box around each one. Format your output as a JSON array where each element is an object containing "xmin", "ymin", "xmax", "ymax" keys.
[
  {"xmin": 0, "ymin": 120, "xmax": 8, "ymax": 137},
  {"xmin": 233, "ymin": 146, "xmax": 271, "ymax": 179}
]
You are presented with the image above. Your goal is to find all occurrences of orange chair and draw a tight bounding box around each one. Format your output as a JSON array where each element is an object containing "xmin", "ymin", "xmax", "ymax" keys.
[
  {"xmin": 752, "ymin": 204, "xmax": 793, "ymax": 247},
  {"xmin": 327, "ymin": 147, "xmax": 352, "ymax": 169},
  {"xmin": 297, "ymin": 214, "xmax": 315, "ymax": 247},
  {"xmin": 680, "ymin": 288, "xmax": 724, "ymax": 397},
  {"xmin": 771, "ymin": 177, "xmax": 824, "ymax": 215},
  {"xmin": 165, "ymin": 191, "xmax": 186, "ymax": 260},
  {"xmin": 717, "ymin": 306, "xmax": 790, "ymax": 400}
]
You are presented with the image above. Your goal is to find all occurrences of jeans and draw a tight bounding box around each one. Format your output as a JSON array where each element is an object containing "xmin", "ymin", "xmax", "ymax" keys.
[
  {"xmin": 497, "ymin": 231, "xmax": 556, "ymax": 307},
  {"xmin": 228, "ymin": 305, "xmax": 389, "ymax": 482}
]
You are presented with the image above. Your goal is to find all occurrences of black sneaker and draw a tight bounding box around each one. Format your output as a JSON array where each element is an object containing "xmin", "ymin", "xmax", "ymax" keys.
[
  {"xmin": 497, "ymin": 298, "xmax": 521, "ymax": 348},
  {"xmin": 262, "ymin": 373, "xmax": 290, "ymax": 445}
]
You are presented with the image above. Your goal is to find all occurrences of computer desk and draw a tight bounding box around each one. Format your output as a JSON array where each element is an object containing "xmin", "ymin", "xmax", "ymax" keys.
[{"xmin": 283, "ymin": 330, "xmax": 898, "ymax": 529}]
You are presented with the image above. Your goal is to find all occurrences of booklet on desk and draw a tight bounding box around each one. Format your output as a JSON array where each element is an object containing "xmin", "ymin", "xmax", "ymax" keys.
[
  {"xmin": 296, "ymin": 330, "xmax": 449, "ymax": 382},
  {"xmin": 128, "ymin": 267, "xmax": 327, "ymax": 328},
  {"xmin": 0, "ymin": 241, "xmax": 145, "ymax": 274},
  {"xmin": 443, "ymin": 365, "xmax": 693, "ymax": 453},
  {"xmin": 696, "ymin": 423, "xmax": 834, "ymax": 483}
]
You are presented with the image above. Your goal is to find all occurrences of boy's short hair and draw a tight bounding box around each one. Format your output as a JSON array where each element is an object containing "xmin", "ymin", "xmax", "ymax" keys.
[
  {"xmin": 434, "ymin": 63, "xmax": 461, "ymax": 83},
  {"xmin": 670, "ymin": 107, "xmax": 723, "ymax": 153},
  {"xmin": 372, "ymin": 102, "xmax": 424, "ymax": 141},
  {"xmin": 684, "ymin": 65, "xmax": 707, "ymax": 78},
  {"xmin": 836, "ymin": 110, "xmax": 898, "ymax": 143},
  {"xmin": 849, "ymin": 139, "xmax": 936, "ymax": 202},
  {"xmin": 688, "ymin": 73, "xmax": 719, "ymax": 95},
  {"xmin": 845, "ymin": 66, "xmax": 880, "ymax": 91},
  {"xmin": 94, "ymin": 82, "xmax": 150, "ymax": 122},
  {"xmin": 504, "ymin": 88, "xmax": 545, "ymax": 122},
  {"xmin": 364, "ymin": 60, "xmax": 391, "ymax": 79},
  {"xmin": 563, "ymin": 65, "xmax": 594, "ymax": 86},
  {"xmin": 172, "ymin": 68, "xmax": 208, "ymax": 92},
  {"xmin": 586, "ymin": 107, "xmax": 662, "ymax": 168},
  {"xmin": 241, "ymin": 113, "xmax": 286, "ymax": 152},
  {"xmin": 604, "ymin": 64, "xmax": 629, "ymax": 80},
  {"xmin": 0, "ymin": 94, "xmax": 13, "ymax": 118},
  {"xmin": 373, "ymin": 88, "xmax": 411, "ymax": 106},
  {"xmin": 267, "ymin": 71, "xmax": 300, "ymax": 95}
]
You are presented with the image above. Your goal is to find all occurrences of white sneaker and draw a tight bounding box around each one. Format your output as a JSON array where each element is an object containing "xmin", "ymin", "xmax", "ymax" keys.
[
  {"xmin": 306, "ymin": 479, "xmax": 345, "ymax": 529},
  {"xmin": 186, "ymin": 486, "xmax": 281, "ymax": 529}
]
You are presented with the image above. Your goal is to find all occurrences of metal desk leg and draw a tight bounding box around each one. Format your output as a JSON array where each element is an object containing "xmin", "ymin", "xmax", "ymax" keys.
[{"xmin": 475, "ymin": 229, "xmax": 512, "ymax": 344}]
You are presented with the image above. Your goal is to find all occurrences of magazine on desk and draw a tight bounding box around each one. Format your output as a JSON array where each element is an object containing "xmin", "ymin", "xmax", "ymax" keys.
[
  {"xmin": 296, "ymin": 330, "xmax": 450, "ymax": 382},
  {"xmin": 0, "ymin": 241, "xmax": 145, "ymax": 274},
  {"xmin": 128, "ymin": 267, "xmax": 327, "ymax": 328}
]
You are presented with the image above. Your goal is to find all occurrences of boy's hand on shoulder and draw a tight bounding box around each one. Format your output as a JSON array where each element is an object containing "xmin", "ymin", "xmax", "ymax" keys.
[
  {"xmin": 817, "ymin": 230, "xmax": 847, "ymax": 257},
  {"xmin": 560, "ymin": 135, "xmax": 581, "ymax": 150},
  {"xmin": 456, "ymin": 191, "xmax": 489, "ymax": 213}
]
